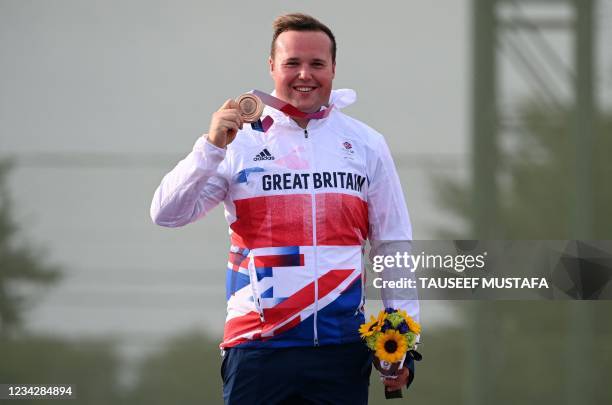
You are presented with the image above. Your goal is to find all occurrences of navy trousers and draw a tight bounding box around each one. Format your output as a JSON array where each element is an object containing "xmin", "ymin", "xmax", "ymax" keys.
[{"xmin": 221, "ymin": 342, "xmax": 373, "ymax": 405}]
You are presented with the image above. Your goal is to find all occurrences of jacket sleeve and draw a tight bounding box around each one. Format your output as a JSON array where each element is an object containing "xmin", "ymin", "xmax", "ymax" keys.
[
  {"xmin": 366, "ymin": 133, "xmax": 419, "ymax": 321},
  {"xmin": 366, "ymin": 134, "xmax": 421, "ymax": 389},
  {"xmin": 150, "ymin": 136, "xmax": 229, "ymax": 227}
]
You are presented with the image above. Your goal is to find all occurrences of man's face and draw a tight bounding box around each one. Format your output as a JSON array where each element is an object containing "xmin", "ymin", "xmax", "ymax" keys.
[{"xmin": 269, "ymin": 30, "xmax": 335, "ymax": 113}]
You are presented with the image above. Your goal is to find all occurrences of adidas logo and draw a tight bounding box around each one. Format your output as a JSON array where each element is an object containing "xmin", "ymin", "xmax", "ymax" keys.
[{"xmin": 253, "ymin": 148, "xmax": 275, "ymax": 161}]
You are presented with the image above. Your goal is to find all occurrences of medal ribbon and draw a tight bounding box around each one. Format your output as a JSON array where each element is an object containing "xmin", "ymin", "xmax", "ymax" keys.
[{"xmin": 249, "ymin": 89, "xmax": 334, "ymax": 132}]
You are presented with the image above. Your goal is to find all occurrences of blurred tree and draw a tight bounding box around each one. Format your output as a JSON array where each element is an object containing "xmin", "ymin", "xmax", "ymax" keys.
[
  {"xmin": 0, "ymin": 159, "xmax": 125, "ymax": 403},
  {"xmin": 125, "ymin": 329, "xmax": 467, "ymax": 405},
  {"xmin": 434, "ymin": 103, "xmax": 612, "ymax": 239},
  {"xmin": 433, "ymin": 102, "xmax": 612, "ymax": 404},
  {"xmin": 0, "ymin": 159, "xmax": 60, "ymax": 336},
  {"xmin": 126, "ymin": 332, "xmax": 224, "ymax": 405},
  {"xmin": 0, "ymin": 335, "xmax": 123, "ymax": 405}
]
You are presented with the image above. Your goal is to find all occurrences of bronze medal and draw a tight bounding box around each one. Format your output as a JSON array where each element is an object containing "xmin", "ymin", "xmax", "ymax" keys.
[{"xmin": 236, "ymin": 93, "xmax": 264, "ymax": 123}]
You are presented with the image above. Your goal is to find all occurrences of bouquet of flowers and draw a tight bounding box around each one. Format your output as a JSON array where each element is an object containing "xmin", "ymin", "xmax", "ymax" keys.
[{"xmin": 359, "ymin": 308, "xmax": 421, "ymax": 399}]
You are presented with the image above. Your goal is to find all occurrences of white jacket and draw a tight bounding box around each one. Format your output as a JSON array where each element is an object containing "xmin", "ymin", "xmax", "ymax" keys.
[{"xmin": 151, "ymin": 89, "xmax": 418, "ymax": 349}]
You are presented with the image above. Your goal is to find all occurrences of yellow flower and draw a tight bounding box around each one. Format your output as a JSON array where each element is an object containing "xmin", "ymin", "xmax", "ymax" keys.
[
  {"xmin": 359, "ymin": 316, "xmax": 381, "ymax": 338},
  {"xmin": 375, "ymin": 330, "xmax": 408, "ymax": 363},
  {"xmin": 398, "ymin": 309, "xmax": 421, "ymax": 335},
  {"xmin": 406, "ymin": 318, "xmax": 421, "ymax": 335},
  {"xmin": 376, "ymin": 310, "xmax": 387, "ymax": 326}
]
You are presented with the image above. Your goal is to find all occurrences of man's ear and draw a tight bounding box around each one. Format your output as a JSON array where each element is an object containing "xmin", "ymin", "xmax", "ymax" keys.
[
  {"xmin": 268, "ymin": 56, "xmax": 274, "ymax": 76},
  {"xmin": 332, "ymin": 62, "xmax": 336, "ymax": 79}
]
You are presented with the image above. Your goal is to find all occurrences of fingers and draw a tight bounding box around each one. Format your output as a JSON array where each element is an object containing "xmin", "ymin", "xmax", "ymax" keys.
[
  {"xmin": 381, "ymin": 367, "xmax": 409, "ymax": 391},
  {"xmin": 217, "ymin": 118, "xmax": 239, "ymax": 134},
  {"xmin": 218, "ymin": 98, "xmax": 239, "ymax": 111},
  {"xmin": 208, "ymin": 98, "xmax": 244, "ymax": 148},
  {"xmin": 383, "ymin": 379, "xmax": 403, "ymax": 392},
  {"xmin": 217, "ymin": 110, "xmax": 243, "ymax": 128},
  {"xmin": 216, "ymin": 99, "xmax": 243, "ymax": 129},
  {"xmin": 383, "ymin": 378, "xmax": 403, "ymax": 390}
]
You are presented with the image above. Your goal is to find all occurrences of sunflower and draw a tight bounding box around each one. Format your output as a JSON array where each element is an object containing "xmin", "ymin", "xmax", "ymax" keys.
[
  {"xmin": 375, "ymin": 329, "xmax": 408, "ymax": 363},
  {"xmin": 376, "ymin": 310, "xmax": 387, "ymax": 327},
  {"xmin": 398, "ymin": 309, "xmax": 421, "ymax": 335},
  {"xmin": 359, "ymin": 315, "xmax": 381, "ymax": 338},
  {"xmin": 406, "ymin": 317, "xmax": 421, "ymax": 335}
]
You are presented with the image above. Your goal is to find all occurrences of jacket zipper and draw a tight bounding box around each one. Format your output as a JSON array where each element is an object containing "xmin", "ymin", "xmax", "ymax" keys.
[
  {"xmin": 357, "ymin": 253, "xmax": 366, "ymax": 315},
  {"xmin": 305, "ymin": 128, "xmax": 319, "ymax": 347},
  {"xmin": 249, "ymin": 256, "xmax": 265, "ymax": 322}
]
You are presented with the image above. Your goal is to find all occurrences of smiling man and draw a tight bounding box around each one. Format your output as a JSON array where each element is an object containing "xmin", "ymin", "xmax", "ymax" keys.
[
  {"xmin": 269, "ymin": 28, "xmax": 335, "ymax": 127},
  {"xmin": 151, "ymin": 13, "xmax": 419, "ymax": 404}
]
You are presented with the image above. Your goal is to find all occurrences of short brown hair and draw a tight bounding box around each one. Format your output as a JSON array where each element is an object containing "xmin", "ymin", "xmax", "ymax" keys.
[{"xmin": 271, "ymin": 13, "xmax": 336, "ymax": 63}]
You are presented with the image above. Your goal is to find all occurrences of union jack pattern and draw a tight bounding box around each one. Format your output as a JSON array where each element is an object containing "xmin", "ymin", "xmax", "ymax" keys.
[{"xmin": 150, "ymin": 89, "xmax": 417, "ymax": 351}]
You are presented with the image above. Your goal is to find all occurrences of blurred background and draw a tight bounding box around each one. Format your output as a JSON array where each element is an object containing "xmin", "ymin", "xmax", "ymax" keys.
[{"xmin": 1, "ymin": 0, "xmax": 611, "ymax": 404}]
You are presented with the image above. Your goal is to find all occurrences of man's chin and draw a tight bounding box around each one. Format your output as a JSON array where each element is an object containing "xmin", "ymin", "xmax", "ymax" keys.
[
  {"xmin": 288, "ymin": 93, "xmax": 321, "ymax": 111},
  {"xmin": 293, "ymin": 101, "xmax": 322, "ymax": 113}
]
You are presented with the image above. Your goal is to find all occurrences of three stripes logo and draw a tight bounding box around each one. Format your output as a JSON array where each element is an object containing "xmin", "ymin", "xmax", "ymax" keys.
[{"xmin": 253, "ymin": 148, "xmax": 275, "ymax": 161}]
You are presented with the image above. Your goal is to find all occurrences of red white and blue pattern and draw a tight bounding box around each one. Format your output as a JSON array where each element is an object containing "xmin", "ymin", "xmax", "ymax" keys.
[
  {"xmin": 150, "ymin": 89, "xmax": 416, "ymax": 350},
  {"xmin": 221, "ymin": 191, "xmax": 369, "ymax": 348},
  {"xmin": 223, "ymin": 243, "xmax": 364, "ymax": 348}
]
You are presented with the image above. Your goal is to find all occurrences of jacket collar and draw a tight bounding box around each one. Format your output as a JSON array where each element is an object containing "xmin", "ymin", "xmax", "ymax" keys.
[{"xmin": 262, "ymin": 89, "xmax": 357, "ymax": 129}]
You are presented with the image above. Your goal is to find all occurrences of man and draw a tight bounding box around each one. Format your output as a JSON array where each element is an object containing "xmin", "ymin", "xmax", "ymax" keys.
[{"xmin": 151, "ymin": 13, "xmax": 419, "ymax": 404}]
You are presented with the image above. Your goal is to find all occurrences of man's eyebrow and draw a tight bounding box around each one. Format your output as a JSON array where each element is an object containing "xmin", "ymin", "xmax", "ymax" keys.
[{"xmin": 283, "ymin": 57, "xmax": 328, "ymax": 64}]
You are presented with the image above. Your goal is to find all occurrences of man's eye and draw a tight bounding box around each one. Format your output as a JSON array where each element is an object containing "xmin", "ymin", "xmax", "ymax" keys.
[{"xmin": 285, "ymin": 62, "xmax": 298, "ymax": 66}]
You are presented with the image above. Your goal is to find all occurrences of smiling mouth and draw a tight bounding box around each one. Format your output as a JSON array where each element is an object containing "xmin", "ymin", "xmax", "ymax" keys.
[{"xmin": 293, "ymin": 86, "xmax": 316, "ymax": 93}]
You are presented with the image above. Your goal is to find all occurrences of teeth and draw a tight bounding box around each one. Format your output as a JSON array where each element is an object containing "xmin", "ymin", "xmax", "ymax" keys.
[{"xmin": 295, "ymin": 87, "xmax": 314, "ymax": 92}]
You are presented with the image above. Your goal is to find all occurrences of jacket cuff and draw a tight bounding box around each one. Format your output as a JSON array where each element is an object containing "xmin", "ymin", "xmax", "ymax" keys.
[
  {"xmin": 405, "ymin": 349, "xmax": 422, "ymax": 390},
  {"xmin": 192, "ymin": 136, "xmax": 226, "ymax": 173},
  {"xmin": 405, "ymin": 354, "xmax": 415, "ymax": 389}
]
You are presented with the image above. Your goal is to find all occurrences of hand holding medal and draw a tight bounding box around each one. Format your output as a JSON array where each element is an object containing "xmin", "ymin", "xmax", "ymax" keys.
[
  {"xmin": 236, "ymin": 90, "xmax": 335, "ymax": 132},
  {"xmin": 207, "ymin": 90, "xmax": 334, "ymax": 147}
]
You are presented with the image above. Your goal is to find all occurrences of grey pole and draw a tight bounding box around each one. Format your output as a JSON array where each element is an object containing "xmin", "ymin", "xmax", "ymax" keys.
[
  {"xmin": 469, "ymin": 1, "xmax": 498, "ymax": 404},
  {"xmin": 567, "ymin": 1, "xmax": 595, "ymax": 405}
]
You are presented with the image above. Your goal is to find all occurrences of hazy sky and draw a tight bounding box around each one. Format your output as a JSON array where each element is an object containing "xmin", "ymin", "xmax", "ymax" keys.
[{"xmin": 1, "ymin": 0, "xmax": 610, "ymax": 354}]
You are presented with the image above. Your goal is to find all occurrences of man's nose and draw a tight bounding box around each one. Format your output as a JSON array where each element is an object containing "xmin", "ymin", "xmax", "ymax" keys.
[{"xmin": 298, "ymin": 66, "xmax": 312, "ymax": 80}]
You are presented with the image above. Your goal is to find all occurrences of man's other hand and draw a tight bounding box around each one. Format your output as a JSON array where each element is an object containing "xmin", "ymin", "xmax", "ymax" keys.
[{"xmin": 382, "ymin": 367, "xmax": 409, "ymax": 393}]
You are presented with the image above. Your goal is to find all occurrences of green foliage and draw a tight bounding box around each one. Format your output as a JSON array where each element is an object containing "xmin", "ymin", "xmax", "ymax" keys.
[
  {"xmin": 0, "ymin": 335, "xmax": 123, "ymax": 405},
  {"xmin": 365, "ymin": 334, "xmax": 377, "ymax": 350},
  {"xmin": 0, "ymin": 159, "xmax": 60, "ymax": 335},
  {"xmin": 0, "ymin": 159, "xmax": 124, "ymax": 404},
  {"xmin": 434, "ymin": 103, "xmax": 612, "ymax": 239},
  {"xmin": 430, "ymin": 101, "xmax": 612, "ymax": 404},
  {"xmin": 462, "ymin": 301, "xmax": 612, "ymax": 405},
  {"xmin": 386, "ymin": 312, "xmax": 404, "ymax": 328},
  {"xmin": 406, "ymin": 331, "xmax": 416, "ymax": 348},
  {"xmin": 125, "ymin": 332, "xmax": 224, "ymax": 405},
  {"xmin": 367, "ymin": 323, "xmax": 464, "ymax": 405}
]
